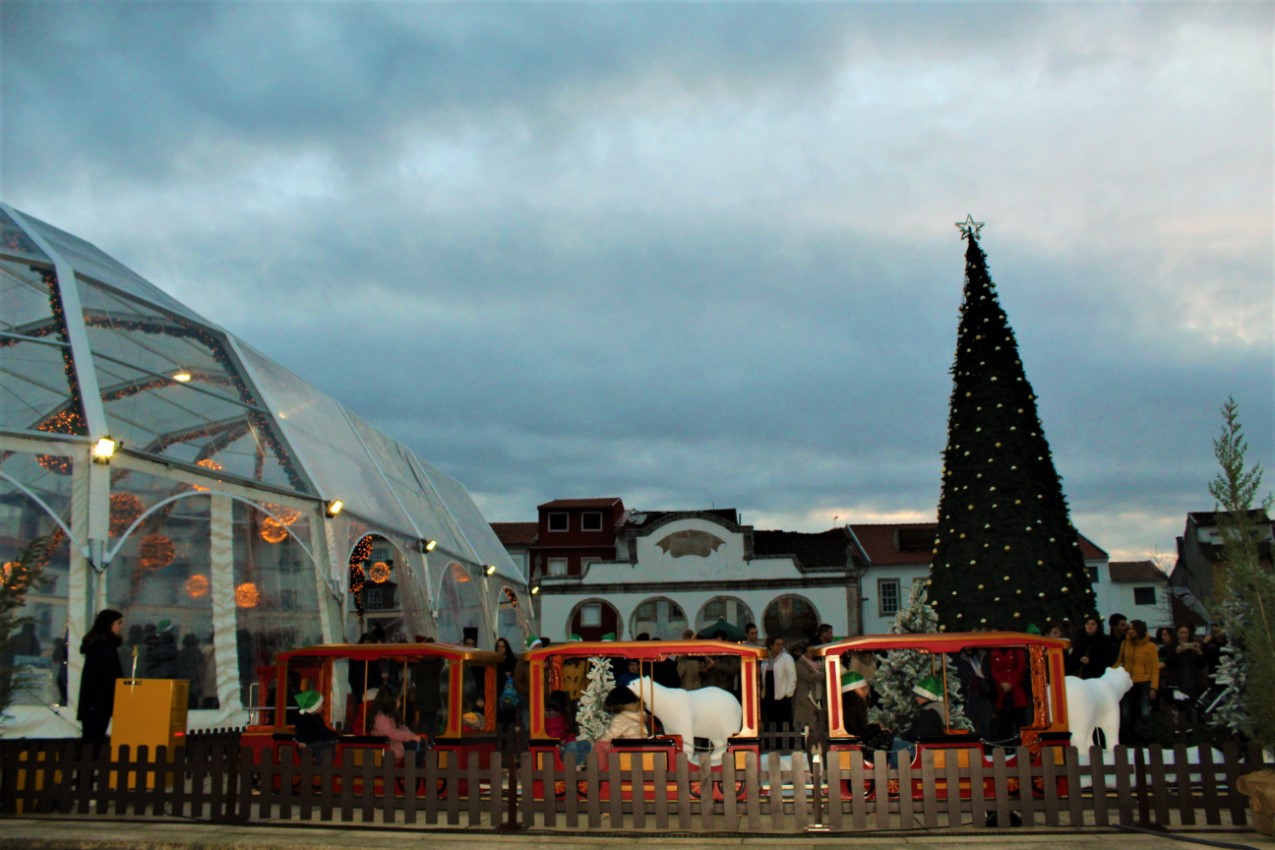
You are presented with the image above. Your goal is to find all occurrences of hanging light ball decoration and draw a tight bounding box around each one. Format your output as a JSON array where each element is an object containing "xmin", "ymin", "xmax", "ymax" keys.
[
  {"xmin": 109, "ymin": 493, "xmax": 144, "ymax": 538},
  {"xmin": 368, "ymin": 560, "xmax": 391, "ymax": 584},
  {"xmin": 185, "ymin": 574, "xmax": 210, "ymax": 599},
  {"xmin": 260, "ymin": 516, "xmax": 288, "ymax": 544},
  {"xmin": 1, "ymin": 561, "xmax": 17, "ymax": 586},
  {"xmin": 235, "ymin": 582, "xmax": 260, "ymax": 608},
  {"xmin": 191, "ymin": 458, "xmax": 224, "ymax": 492},
  {"xmin": 260, "ymin": 502, "xmax": 301, "ymax": 526},
  {"xmin": 138, "ymin": 533, "xmax": 176, "ymax": 570}
]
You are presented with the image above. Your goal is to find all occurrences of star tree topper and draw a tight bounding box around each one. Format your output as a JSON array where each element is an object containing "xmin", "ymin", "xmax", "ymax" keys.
[{"xmin": 955, "ymin": 214, "xmax": 985, "ymax": 240}]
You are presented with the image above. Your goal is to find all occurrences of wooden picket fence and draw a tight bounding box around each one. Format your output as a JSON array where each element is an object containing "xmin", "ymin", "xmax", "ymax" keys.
[{"xmin": 1, "ymin": 733, "xmax": 1269, "ymax": 833}]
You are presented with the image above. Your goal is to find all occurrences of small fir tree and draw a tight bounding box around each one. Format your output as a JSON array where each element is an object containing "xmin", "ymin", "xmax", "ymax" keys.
[
  {"xmin": 576, "ymin": 657, "xmax": 617, "ymax": 742},
  {"xmin": 0, "ymin": 535, "xmax": 53, "ymax": 721},
  {"xmin": 868, "ymin": 582, "xmax": 972, "ymax": 732},
  {"xmin": 1207, "ymin": 397, "xmax": 1274, "ymax": 746},
  {"xmin": 929, "ymin": 220, "xmax": 1097, "ymax": 630}
]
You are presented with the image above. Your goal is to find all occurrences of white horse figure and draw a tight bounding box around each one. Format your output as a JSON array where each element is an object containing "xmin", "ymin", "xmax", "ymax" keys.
[
  {"xmin": 626, "ymin": 676, "xmax": 742, "ymax": 762},
  {"xmin": 1065, "ymin": 666, "xmax": 1132, "ymax": 757}
]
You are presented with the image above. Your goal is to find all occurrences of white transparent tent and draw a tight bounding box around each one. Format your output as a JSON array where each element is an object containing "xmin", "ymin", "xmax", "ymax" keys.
[{"xmin": 0, "ymin": 202, "xmax": 528, "ymax": 737}]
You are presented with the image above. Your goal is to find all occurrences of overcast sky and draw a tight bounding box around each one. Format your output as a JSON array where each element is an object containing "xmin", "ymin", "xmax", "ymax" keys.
[{"xmin": 2, "ymin": 1, "xmax": 1271, "ymax": 564}]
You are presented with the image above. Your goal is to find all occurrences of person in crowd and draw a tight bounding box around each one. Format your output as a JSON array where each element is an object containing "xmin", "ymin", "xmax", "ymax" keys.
[
  {"xmin": 1046, "ymin": 622, "xmax": 1068, "ymax": 639},
  {"xmin": 494, "ymin": 637, "xmax": 520, "ymax": 729},
  {"xmin": 761, "ymin": 635, "xmax": 795, "ymax": 730},
  {"xmin": 676, "ymin": 629, "xmax": 703, "ymax": 691},
  {"xmin": 1202, "ymin": 623, "xmax": 1227, "ymax": 676},
  {"xmin": 370, "ymin": 687, "xmax": 430, "ymax": 766},
  {"xmin": 700, "ymin": 631, "xmax": 740, "ymax": 694},
  {"xmin": 814, "ymin": 624, "xmax": 834, "ymax": 646},
  {"xmin": 1115, "ymin": 619, "xmax": 1158, "ymax": 744},
  {"xmin": 294, "ymin": 689, "xmax": 339, "ymax": 761},
  {"xmin": 792, "ymin": 640, "xmax": 825, "ymax": 754},
  {"xmin": 545, "ymin": 690, "xmax": 591, "ymax": 758},
  {"xmin": 989, "ymin": 643, "xmax": 1029, "ymax": 742},
  {"xmin": 1166, "ymin": 624, "xmax": 1208, "ymax": 699},
  {"xmin": 412, "ymin": 636, "xmax": 443, "ymax": 735},
  {"xmin": 13, "ymin": 622, "xmax": 41, "ymax": 657},
  {"xmin": 1106, "ymin": 613, "xmax": 1129, "ymax": 662},
  {"xmin": 78, "ymin": 609, "xmax": 124, "ymax": 751},
  {"xmin": 890, "ymin": 674, "xmax": 948, "ymax": 767},
  {"xmin": 1067, "ymin": 616, "xmax": 1113, "ymax": 679},
  {"xmin": 174, "ymin": 633, "xmax": 205, "ymax": 709},
  {"xmin": 1154, "ymin": 626, "xmax": 1176, "ymax": 709},
  {"xmin": 494, "ymin": 637, "xmax": 518, "ymax": 680},
  {"xmin": 744, "ymin": 623, "xmax": 761, "ymax": 647},
  {"xmin": 146, "ymin": 619, "xmax": 179, "ymax": 679},
  {"xmin": 650, "ymin": 638, "xmax": 682, "ymax": 689},
  {"xmin": 840, "ymin": 671, "xmax": 891, "ymax": 748},
  {"xmin": 52, "ymin": 633, "xmax": 68, "ymax": 706},
  {"xmin": 953, "ymin": 644, "xmax": 993, "ymax": 740},
  {"xmin": 199, "ymin": 634, "xmax": 218, "ymax": 709}
]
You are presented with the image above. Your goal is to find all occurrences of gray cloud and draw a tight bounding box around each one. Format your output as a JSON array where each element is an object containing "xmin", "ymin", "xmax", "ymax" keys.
[{"xmin": 2, "ymin": 1, "xmax": 1270, "ymax": 563}]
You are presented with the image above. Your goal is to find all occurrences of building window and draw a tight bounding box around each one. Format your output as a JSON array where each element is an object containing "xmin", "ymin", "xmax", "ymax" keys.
[
  {"xmin": 580, "ymin": 602, "xmax": 602, "ymax": 628},
  {"xmin": 547, "ymin": 558, "xmax": 567, "ymax": 577},
  {"xmin": 548, "ymin": 512, "xmax": 568, "ymax": 532},
  {"xmin": 1086, "ymin": 567, "xmax": 1099, "ymax": 585},
  {"xmin": 582, "ymin": 512, "xmax": 603, "ymax": 532},
  {"xmin": 629, "ymin": 596, "xmax": 688, "ymax": 641},
  {"xmin": 762, "ymin": 594, "xmax": 818, "ymax": 641},
  {"xmin": 878, "ymin": 579, "xmax": 901, "ymax": 618},
  {"xmin": 366, "ymin": 587, "xmax": 384, "ymax": 608},
  {"xmin": 1133, "ymin": 586, "xmax": 1156, "ymax": 606}
]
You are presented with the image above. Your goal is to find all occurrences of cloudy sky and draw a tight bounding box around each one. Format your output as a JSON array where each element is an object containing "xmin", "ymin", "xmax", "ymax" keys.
[{"xmin": 2, "ymin": 1, "xmax": 1271, "ymax": 564}]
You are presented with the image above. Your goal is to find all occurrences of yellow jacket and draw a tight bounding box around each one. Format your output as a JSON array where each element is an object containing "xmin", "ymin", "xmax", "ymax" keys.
[{"xmin": 1116, "ymin": 635, "xmax": 1160, "ymax": 688}]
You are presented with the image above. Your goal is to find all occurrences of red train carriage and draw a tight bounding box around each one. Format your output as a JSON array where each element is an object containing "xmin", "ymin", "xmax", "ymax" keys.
[
  {"xmin": 522, "ymin": 639, "xmax": 768, "ymax": 800},
  {"xmin": 240, "ymin": 641, "xmax": 501, "ymax": 795},
  {"xmin": 814, "ymin": 632, "xmax": 1072, "ymax": 800}
]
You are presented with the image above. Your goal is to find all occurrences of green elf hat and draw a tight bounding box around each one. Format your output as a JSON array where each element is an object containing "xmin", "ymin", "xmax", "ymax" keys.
[
  {"xmin": 1026, "ymin": 623, "xmax": 1041, "ymax": 636},
  {"xmin": 569, "ymin": 633, "xmax": 583, "ymax": 642},
  {"xmin": 296, "ymin": 690, "xmax": 323, "ymax": 715},
  {"xmin": 840, "ymin": 671, "xmax": 868, "ymax": 693},
  {"xmin": 913, "ymin": 674, "xmax": 944, "ymax": 702},
  {"xmin": 525, "ymin": 636, "xmax": 544, "ymax": 651},
  {"xmin": 600, "ymin": 632, "xmax": 616, "ymax": 642}
]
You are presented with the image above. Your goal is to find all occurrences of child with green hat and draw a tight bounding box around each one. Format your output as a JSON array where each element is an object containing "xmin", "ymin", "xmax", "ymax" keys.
[
  {"xmin": 888, "ymin": 673, "xmax": 949, "ymax": 767},
  {"xmin": 294, "ymin": 689, "xmax": 339, "ymax": 761}
]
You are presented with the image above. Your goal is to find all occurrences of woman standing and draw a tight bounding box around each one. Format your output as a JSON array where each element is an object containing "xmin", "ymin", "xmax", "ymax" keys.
[
  {"xmin": 1067, "ymin": 616, "xmax": 1113, "ymax": 679},
  {"xmin": 78, "ymin": 609, "xmax": 124, "ymax": 751},
  {"xmin": 1115, "ymin": 619, "xmax": 1159, "ymax": 744}
]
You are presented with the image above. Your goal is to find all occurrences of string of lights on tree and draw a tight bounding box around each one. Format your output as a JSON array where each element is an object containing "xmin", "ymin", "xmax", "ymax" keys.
[
  {"xmin": 348, "ymin": 534, "xmax": 375, "ymax": 616},
  {"xmin": 928, "ymin": 218, "xmax": 1097, "ymax": 630}
]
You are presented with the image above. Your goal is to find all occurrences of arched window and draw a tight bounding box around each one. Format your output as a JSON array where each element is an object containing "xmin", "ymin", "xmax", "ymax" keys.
[
  {"xmin": 762, "ymin": 594, "xmax": 819, "ymax": 643},
  {"xmin": 629, "ymin": 596, "xmax": 687, "ymax": 641},
  {"xmin": 695, "ymin": 596, "xmax": 755, "ymax": 638},
  {"xmin": 568, "ymin": 598, "xmax": 621, "ymax": 642}
]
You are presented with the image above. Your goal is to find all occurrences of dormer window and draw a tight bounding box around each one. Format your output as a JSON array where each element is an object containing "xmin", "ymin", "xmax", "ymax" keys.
[
  {"xmin": 582, "ymin": 512, "xmax": 603, "ymax": 532},
  {"xmin": 548, "ymin": 512, "xmax": 568, "ymax": 532}
]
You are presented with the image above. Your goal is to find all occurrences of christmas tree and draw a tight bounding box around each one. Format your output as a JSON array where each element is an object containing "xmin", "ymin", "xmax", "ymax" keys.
[
  {"xmin": 868, "ymin": 582, "xmax": 972, "ymax": 732},
  {"xmin": 929, "ymin": 217, "xmax": 1097, "ymax": 630},
  {"xmin": 576, "ymin": 657, "xmax": 617, "ymax": 742}
]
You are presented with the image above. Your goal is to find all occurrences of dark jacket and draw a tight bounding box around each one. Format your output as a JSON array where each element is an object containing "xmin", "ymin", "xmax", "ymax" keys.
[
  {"xmin": 295, "ymin": 712, "xmax": 339, "ymax": 745},
  {"xmin": 901, "ymin": 701, "xmax": 947, "ymax": 742},
  {"xmin": 841, "ymin": 689, "xmax": 871, "ymax": 739},
  {"xmin": 77, "ymin": 637, "xmax": 124, "ymax": 724},
  {"xmin": 1067, "ymin": 631, "xmax": 1114, "ymax": 679}
]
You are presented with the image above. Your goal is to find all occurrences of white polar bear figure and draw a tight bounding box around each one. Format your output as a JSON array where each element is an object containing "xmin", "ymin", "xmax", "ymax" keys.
[
  {"xmin": 1065, "ymin": 666, "xmax": 1132, "ymax": 756},
  {"xmin": 626, "ymin": 676, "xmax": 742, "ymax": 762}
]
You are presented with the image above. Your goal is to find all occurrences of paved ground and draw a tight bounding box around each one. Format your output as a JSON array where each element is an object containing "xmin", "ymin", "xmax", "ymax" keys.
[{"xmin": 0, "ymin": 819, "xmax": 1273, "ymax": 850}]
